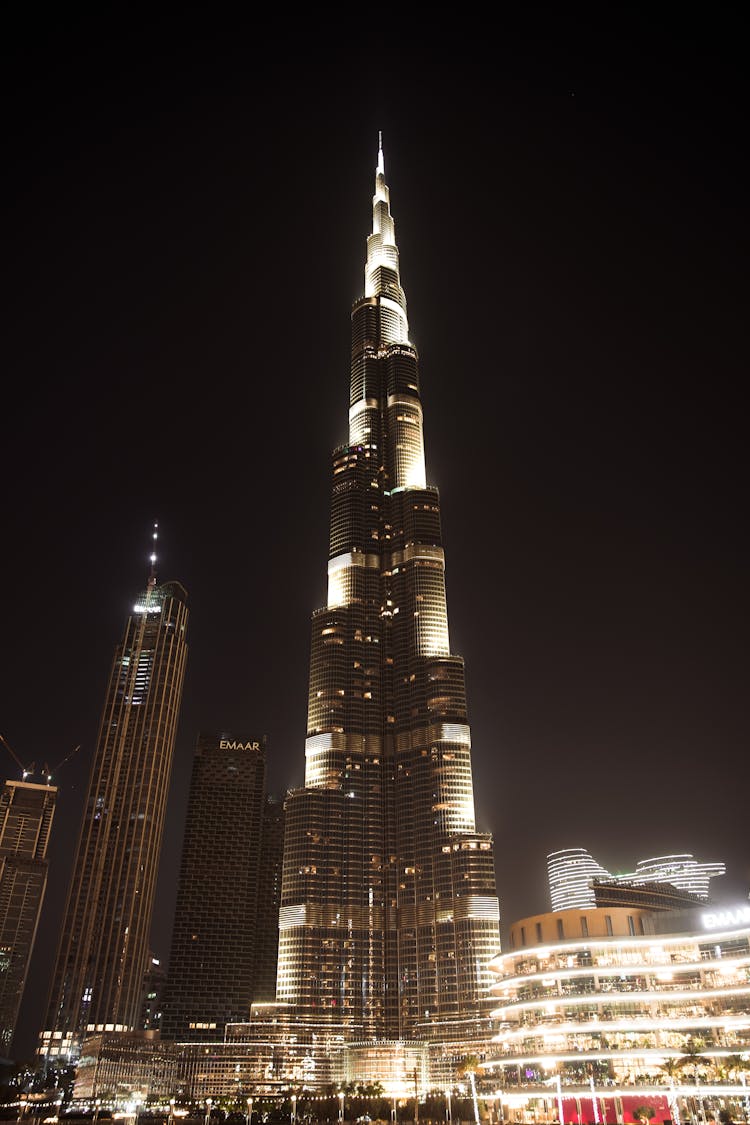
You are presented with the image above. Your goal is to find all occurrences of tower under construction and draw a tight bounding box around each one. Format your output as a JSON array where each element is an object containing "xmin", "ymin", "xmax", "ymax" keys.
[{"xmin": 38, "ymin": 545, "xmax": 188, "ymax": 1066}]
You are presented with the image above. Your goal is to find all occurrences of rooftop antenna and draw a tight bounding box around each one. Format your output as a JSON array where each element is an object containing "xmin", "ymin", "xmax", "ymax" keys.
[{"xmin": 148, "ymin": 521, "xmax": 158, "ymax": 589}]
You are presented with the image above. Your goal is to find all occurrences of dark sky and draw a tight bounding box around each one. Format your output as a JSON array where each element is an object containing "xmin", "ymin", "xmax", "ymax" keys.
[{"xmin": 4, "ymin": 28, "xmax": 748, "ymax": 1061}]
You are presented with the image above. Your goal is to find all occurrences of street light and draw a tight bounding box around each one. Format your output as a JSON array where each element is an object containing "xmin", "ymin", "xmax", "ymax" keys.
[
  {"xmin": 246, "ymin": 1096, "xmax": 253, "ymax": 1125},
  {"xmin": 205, "ymin": 1098, "xmax": 213, "ymax": 1125},
  {"xmin": 338, "ymin": 1091, "xmax": 344, "ymax": 1123},
  {"xmin": 169, "ymin": 1099, "xmax": 175, "ymax": 1125},
  {"xmin": 445, "ymin": 1089, "xmax": 452, "ymax": 1125},
  {"xmin": 291, "ymin": 1094, "xmax": 297, "ymax": 1125}
]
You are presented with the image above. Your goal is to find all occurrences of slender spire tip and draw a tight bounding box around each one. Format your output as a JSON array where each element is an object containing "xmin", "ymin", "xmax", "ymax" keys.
[
  {"xmin": 377, "ymin": 132, "xmax": 385, "ymax": 176},
  {"xmin": 148, "ymin": 521, "xmax": 158, "ymax": 587}
]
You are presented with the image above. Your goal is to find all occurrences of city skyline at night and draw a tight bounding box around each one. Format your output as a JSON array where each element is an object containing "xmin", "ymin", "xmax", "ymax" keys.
[{"xmin": 4, "ymin": 36, "xmax": 747, "ymax": 1063}]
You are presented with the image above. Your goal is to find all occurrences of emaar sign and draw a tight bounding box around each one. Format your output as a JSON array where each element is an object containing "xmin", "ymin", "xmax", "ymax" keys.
[{"xmin": 701, "ymin": 904, "xmax": 750, "ymax": 930}]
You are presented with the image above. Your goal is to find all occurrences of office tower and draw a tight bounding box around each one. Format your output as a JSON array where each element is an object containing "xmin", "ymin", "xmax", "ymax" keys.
[
  {"xmin": 547, "ymin": 848, "xmax": 613, "ymax": 911},
  {"xmin": 38, "ymin": 565, "xmax": 188, "ymax": 1065},
  {"xmin": 0, "ymin": 777, "xmax": 57, "ymax": 1057},
  {"xmin": 548, "ymin": 847, "xmax": 726, "ymax": 911},
  {"xmin": 621, "ymin": 853, "xmax": 726, "ymax": 898},
  {"xmin": 161, "ymin": 733, "xmax": 275, "ymax": 1042},
  {"xmin": 275, "ymin": 138, "xmax": 501, "ymax": 1050}
]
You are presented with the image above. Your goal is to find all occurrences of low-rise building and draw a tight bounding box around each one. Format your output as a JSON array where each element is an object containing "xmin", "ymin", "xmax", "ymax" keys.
[{"xmin": 483, "ymin": 902, "xmax": 750, "ymax": 1123}]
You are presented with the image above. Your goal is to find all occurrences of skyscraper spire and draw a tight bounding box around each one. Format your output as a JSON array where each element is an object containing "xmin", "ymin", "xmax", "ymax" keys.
[
  {"xmin": 271, "ymin": 139, "xmax": 501, "ymax": 1086},
  {"xmin": 148, "ymin": 521, "xmax": 158, "ymax": 588}
]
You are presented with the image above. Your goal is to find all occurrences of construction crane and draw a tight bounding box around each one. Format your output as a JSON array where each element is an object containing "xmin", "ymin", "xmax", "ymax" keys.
[{"xmin": 0, "ymin": 732, "xmax": 81, "ymax": 785}]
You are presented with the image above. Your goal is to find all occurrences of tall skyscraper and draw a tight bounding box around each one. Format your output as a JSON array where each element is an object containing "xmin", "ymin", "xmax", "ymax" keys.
[
  {"xmin": 622, "ymin": 853, "xmax": 726, "ymax": 898},
  {"xmin": 274, "ymin": 138, "xmax": 501, "ymax": 1059},
  {"xmin": 38, "ymin": 557, "xmax": 188, "ymax": 1066},
  {"xmin": 547, "ymin": 848, "xmax": 613, "ymax": 911},
  {"xmin": 547, "ymin": 847, "xmax": 726, "ymax": 911},
  {"xmin": 161, "ymin": 732, "xmax": 281, "ymax": 1042},
  {"xmin": 0, "ymin": 777, "xmax": 57, "ymax": 1057}
]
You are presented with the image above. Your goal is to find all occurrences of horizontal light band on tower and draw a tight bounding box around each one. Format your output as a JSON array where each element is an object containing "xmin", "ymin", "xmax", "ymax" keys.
[
  {"xmin": 279, "ymin": 904, "xmax": 387, "ymax": 930},
  {"xmin": 410, "ymin": 722, "xmax": 471, "ymax": 746},
  {"xmin": 454, "ymin": 897, "xmax": 502, "ymax": 921},
  {"xmin": 390, "ymin": 544, "xmax": 445, "ymax": 566},
  {"xmin": 305, "ymin": 732, "xmax": 383, "ymax": 755},
  {"xmin": 349, "ymin": 398, "xmax": 379, "ymax": 420},
  {"xmin": 327, "ymin": 551, "xmax": 381, "ymax": 573}
]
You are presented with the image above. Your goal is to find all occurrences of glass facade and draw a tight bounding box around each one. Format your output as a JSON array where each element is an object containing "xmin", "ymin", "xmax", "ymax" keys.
[
  {"xmin": 161, "ymin": 733, "xmax": 277, "ymax": 1042},
  {"xmin": 274, "ymin": 138, "xmax": 501, "ymax": 1064},
  {"xmin": 39, "ymin": 576, "xmax": 189, "ymax": 1065},
  {"xmin": 547, "ymin": 848, "xmax": 726, "ymax": 912},
  {"xmin": 0, "ymin": 779, "xmax": 57, "ymax": 1056}
]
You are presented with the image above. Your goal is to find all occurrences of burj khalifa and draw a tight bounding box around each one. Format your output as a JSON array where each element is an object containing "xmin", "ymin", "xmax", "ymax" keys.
[{"xmin": 271, "ymin": 137, "xmax": 501, "ymax": 1078}]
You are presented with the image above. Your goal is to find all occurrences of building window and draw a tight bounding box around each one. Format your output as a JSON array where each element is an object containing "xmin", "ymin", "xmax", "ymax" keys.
[
  {"xmin": 536, "ymin": 922, "xmax": 543, "ymax": 942},
  {"xmin": 628, "ymin": 915, "xmax": 636, "ymax": 936},
  {"xmin": 605, "ymin": 915, "xmax": 613, "ymax": 936},
  {"xmin": 520, "ymin": 926, "xmax": 526, "ymax": 946},
  {"xmin": 557, "ymin": 919, "xmax": 564, "ymax": 940},
  {"xmin": 581, "ymin": 917, "xmax": 589, "ymax": 938}
]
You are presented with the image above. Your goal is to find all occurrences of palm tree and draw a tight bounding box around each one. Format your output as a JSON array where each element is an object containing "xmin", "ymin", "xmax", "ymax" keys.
[
  {"xmin": 658, "ymin": 1058, "xmax": 683, "ymax": 1124},
  {"xmin": 676, "ymin": 1039, "xmax": 712, "ymax": 1083},
  {"xmin": 457, "ymin": 1056, "xmax": 480, "ymax": 1125},
  {"xmin": 723, "ymin": 1055, "xmax": 750, "ymax": 1082},
  {"xmin": 632, "ymin": 1107, "xmax": 656, "ymax": 1125},
  {"xmin": 658, "ymin": 1059, "xmax": 683, "ymax": 1083},
  {"xmin": 675, "ymin": 1039, "xmax": 714, "ymax": 1125}
]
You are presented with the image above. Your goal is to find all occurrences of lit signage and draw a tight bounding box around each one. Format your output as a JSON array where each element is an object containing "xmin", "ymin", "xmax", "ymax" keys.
[
  {"xmin": 219, "ymin": 740, "xmax": 262, "ymax": 751},
  {"xmin": 701, "ymin": 905, "xmax": 750, "ymax": 930}
]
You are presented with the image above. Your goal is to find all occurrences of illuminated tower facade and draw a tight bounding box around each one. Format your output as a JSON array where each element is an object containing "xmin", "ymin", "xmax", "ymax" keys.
[
  {"xmin": 38, "ymin": 563, "xmax": 188, "ymax": 1065},
  {"xmin": 161, "ymin": 732, "xmax": 280, "ymax": 1042},
  {"xmin": 622, "ymin": 853, "xmax": 726, "ymax": 898},
  {"xmin": 547, "ymin": 848, "xmax": 613, "ymax": 911},
  {"xmin": 0, "ymin": 778, "xmax": 57, "ymax": 1057},
  {"xmin": 275, "ymin": 139, "xmax": 501, "ymax": 1048},
  {"xmin": 547, "ymin": 848, "xmax": 727, "ymax": 912}
]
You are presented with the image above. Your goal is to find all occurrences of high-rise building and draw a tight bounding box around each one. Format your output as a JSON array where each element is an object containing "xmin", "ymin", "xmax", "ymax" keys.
[
  {"xmin": 161, "ymin": 732, "xmax": 279, "ymax": 1042},
  {"xmin": 0, "ymin": 777, "xmax": 57, "ymax": 1057},
  {"xmin": 547, "ymin": 847, "xmax": 726, "ymax": 911},
  {"xmin": 268, "ymin": 137, "xmax": 501, "ymax": 1080},
  {"xmin": 547, "ymin": 848, "xmax": 614, "ymax": 911},
  {"xmin": 621, "ymin": 853, "xmax": 726, "ymax": 898},
  {"xmin": 38, "ymin": 560, "xmax": 188, "ymax": 1066}
]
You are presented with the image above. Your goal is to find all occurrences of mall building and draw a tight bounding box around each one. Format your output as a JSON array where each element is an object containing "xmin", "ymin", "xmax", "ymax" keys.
[{"xmin": 481, "ymin": 901, "xmax": 750, "ymax": 1124}]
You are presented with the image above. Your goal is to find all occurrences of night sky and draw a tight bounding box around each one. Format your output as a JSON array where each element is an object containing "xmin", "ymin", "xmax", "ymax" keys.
[{"xmin": 4, "ymin": 29, "xmax": 748, "ymax": 1061}]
